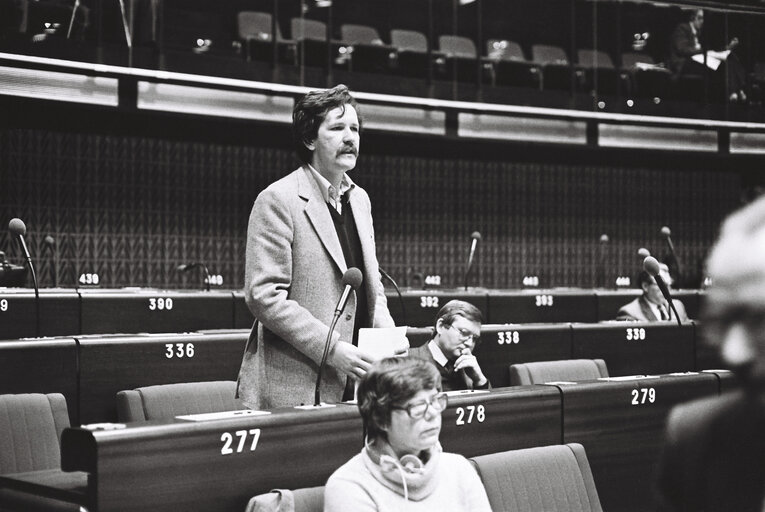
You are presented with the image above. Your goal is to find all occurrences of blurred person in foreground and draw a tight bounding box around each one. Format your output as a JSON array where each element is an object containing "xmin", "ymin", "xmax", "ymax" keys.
[
  {"xmin": 410, "ymin": 300, "xmax": 490, "ymax": 390},
  {"xmin": 616, "ymin": 263, "xmax": 689, "ymax": 322},
  {"xmin": 655, "ymin": 196, "xmax": 765, "ymax": 511},
  {"xmin": 324, "ymin": 357, "xmax": 491, "ymax": 511}
]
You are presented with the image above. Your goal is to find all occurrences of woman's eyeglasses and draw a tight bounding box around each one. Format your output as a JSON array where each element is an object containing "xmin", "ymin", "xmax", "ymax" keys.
[{"xmin": 393, "ymin": 392, "xmax": 448, "ymax": 419}]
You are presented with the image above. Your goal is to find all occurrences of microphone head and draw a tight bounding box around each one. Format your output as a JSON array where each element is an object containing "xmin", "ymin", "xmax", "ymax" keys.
[
  {"xmin": 660, "ymin": 226, "xmax": 671, "ymax": 238},
  {"xmin": 8, "ymin": 218, "xmax": 26, "ymax": 236},
  {"xmin": 44, "ymin": 235, "xmax": 55, "ymax": 246},
  {"xmin": 643, "ymin": 256, "xmax": 662, "ymax": 277},
  {"xmin": 637, "ymin": 248, "xmax": 651, "ymax": 259},
  {"xmin": 342, "ymin": 267, "xmax": 363, "ymax": 290},
  {"xmin": 471, "ymin": 231, "xmax": 482, "ymax": 241},
  {"xmin": 599, "ymin": 234, "xmax": 609, "ymax": 244},
  {"xmin": 176, "ymin": 264, "xmax": 189, "ymax": 272}
]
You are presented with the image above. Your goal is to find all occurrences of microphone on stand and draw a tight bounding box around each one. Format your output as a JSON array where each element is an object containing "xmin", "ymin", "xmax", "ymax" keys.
[
  {"xmin": 315, "ymin": 268, "xmax": 363, "ymax": 407},
  {"xmin": 44, "ymin": 235, "xmax": 57, "ymax": 288},
  {"xmin": 379, "ymin": 267, "xmax": 406, "ymax": 327},
  {"xmin": 9, "ymin": 218, "xmax": 40, "ymax": 337},
  {"xmin": 637, "ymin": 247, "xmax": 651, "ymax": 259},
  {"xmin": 643, "ymin": 256, "xmax": 682, "ymax": 327},
  {"xmin": 177, "ymin": 262, "xmax": 211, "ymax": 291},
  {"xmin": 598, "ymin": 234, "xmax": 609, "ymax": 288},
  {"xmin": 463, "ymin": 231, "xmax": 482, "ymax": 291},
  {"xmin": 660, "ymin": 226, "xmax": 683, "ymax": 286}
]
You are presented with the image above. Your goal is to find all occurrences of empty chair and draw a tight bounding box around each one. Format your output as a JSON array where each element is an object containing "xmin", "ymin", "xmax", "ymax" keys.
[
  {"xmin": 577, "ymin": 49, "xmax": 622, "ymax": 96},
  {"xmin": 621, "ymin": 51, "xmax": 673, "ymax": 100},
  {"xmin": 246, "ymin": 486, "xmax": 324, "ymax": 512},
  {"xmin": 237, "ymin": 11, "xmax": 292, "ymax": 63},
  {"xmin": 116, "ymin": 380, "xmax": 242, "ymax": 422},
  {"xmin": 291, "ymin": 17, "xmax": 337, "ymax": 68},
  {"xmin": 340, "ymin": 23, "xmax": 395, "ymax": 74},
  {"xmin": 509, "ymin": 359, "xmax": 609, "ymax": 385},
  {"xmin": 390, "ymin": 28, "xmax": 432, "ymax": 78},
  {"xmin": 438, "ymin": 34, "xmax": 487, "ymax": 83},
  {"xmin": 0, "ymin": 393, "xmax": 70, "ymax": 474},
  {"xmin": 487, "ymin": 39, "xmax": 541, "ymax": 89},
  {"xmin": 471, "ymin": 443, "xmax": 603, "ymax": 512},
  {"xmin": 0, "ymin": 393, "xmax": 85, "ymax": 511},
  {"xmin": 532, "ymin": 43, "xmax": 584, "ymax": 92}
]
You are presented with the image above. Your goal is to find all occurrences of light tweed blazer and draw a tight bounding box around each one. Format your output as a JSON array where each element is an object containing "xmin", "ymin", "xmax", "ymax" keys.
[{"xmin": 237, "ymin": 166, "xmax": 394, "ymax": 409}]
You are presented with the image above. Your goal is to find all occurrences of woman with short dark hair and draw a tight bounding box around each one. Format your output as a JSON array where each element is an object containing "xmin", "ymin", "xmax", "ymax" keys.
[{"xmin": 324, "ymin": 357, "xmax": 491, "ymax": 511}]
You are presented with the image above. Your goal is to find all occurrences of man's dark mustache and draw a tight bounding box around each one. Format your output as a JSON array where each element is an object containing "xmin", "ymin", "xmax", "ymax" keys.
[{"xmin": 338, "ymin": 146, "xmax": 358, "ymax": 156}]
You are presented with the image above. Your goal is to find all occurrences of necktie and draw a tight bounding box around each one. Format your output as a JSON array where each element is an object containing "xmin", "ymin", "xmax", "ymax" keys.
[{"xmin": 659, "ymin": 305, "xmax": 669, "ymax": 321}]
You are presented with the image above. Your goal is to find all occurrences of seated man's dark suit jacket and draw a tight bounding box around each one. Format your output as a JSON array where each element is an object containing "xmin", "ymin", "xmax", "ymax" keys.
[
  {"xmin": 616, "ymin": 296, "xmax": 689, "ymax": 322},
  {"xmin": 655, "ymin": 390, "xmax": 765, "ymax": 512}
]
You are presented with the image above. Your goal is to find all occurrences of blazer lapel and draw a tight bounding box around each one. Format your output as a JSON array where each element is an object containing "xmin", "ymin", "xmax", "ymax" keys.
[
  {"xmin": 639, "ymin": 296, "xmax": 659, "ymax": 321},
  {"xmin": 298, "ymin": 167, "xmax": 347, "ymax": 273}
]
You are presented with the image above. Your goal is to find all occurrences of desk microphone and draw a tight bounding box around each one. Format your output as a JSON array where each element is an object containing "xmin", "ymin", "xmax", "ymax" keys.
[
  {"xmin": 637, "ymin": 247, "xmax": 650, "ymax": 259},
  {"xmin": 44, "ymin": 235, "xmax": 57, "ymax": 288},
  {"xmin": 9, "ymin": 218, "xmax": 40, "ymax": 337},
  {"xmin": 379, "ymin": 267, "xmax": 406, "ymax": 326},
  {"xmin": 660, "ymin": 226, "xmax": 683, "ymax": 284},
  {"xmin": 598, "ymin": 234, "xmax": 609, "ymax": 288},
  {"xmin": 177, "ymin": 262, "xmax": 211, "ymax": 291},
  {"xmin": 643, "ymin": 256, "xmax": 681, "ymax": 326},
  {"xmin": 315, "ymin": 268, "xmax": 363, "ymax": 407},
  {"xmin": 464, "ymin": 231, "xmax": 482, "ymax": 290}
]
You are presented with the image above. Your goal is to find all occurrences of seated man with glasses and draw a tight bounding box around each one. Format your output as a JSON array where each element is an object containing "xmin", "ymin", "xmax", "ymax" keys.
[
  {"xmin": 410, "ymin": 300, "xmax": 490, "ymax": 391},
  {"xmin": 324, "ymin": 356, "xmax": 491, "ymax": 511}
]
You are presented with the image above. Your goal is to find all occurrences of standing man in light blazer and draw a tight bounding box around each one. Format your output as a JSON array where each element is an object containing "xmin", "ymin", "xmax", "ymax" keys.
[{"xmin": 237, "ymin": 84, "xmax": 395, "ymax": 410}]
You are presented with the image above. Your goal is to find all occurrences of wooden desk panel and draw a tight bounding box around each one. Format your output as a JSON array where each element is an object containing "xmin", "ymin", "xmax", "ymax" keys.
[
  {"xmin": 79, "ymin": 289, "xmax": 234, "ymax": 334},
  {"xmin": 0, "ymin": 289, "xmax": 80, "ymax": 338},
  {"xmin": 76, "ymin": 331, "xmax": 247, "ymax": 423},
  {"xmin": 385, "ymin": 289, "xmax": 488, "ymax": 327},
  {"xmin": 572, "ymin": 321, "xmax": 695, "ymax": 376},
  {"xmin": 0, "ymin": 338, "xmax": 80, "ymax": 424},
  {"xmin": 487, "ymin": 289, "xmax": 598, "ymax": 324},
  {"xmin": 476, "ymin": 324, "xmax": 573, "ymax": 387},
  {"xmin": 558, "ymin": 373, "xmax": 719, "ymax": 512}
]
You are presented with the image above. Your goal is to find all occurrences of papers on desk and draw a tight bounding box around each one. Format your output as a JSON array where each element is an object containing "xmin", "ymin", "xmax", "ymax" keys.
[
  {"xmin": 176, "ymin": 409, "xmax": 270, "ymax": 421},
  {"xmin": 358, "ymin": 326, "xmax": 410, "ymax": 360},
  {"xmin": 691, "ymin": 49, "xmax": 730, "ymax": 71}
]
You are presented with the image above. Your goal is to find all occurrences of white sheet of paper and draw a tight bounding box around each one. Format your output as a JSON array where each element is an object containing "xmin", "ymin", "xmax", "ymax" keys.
[
  {"xmin": 691, "ymin": 49, "xmax": 729, "ymax": 71},
  {"xmin": 358, "ymin": 326, "xmax": 410, "ymax": 361}
]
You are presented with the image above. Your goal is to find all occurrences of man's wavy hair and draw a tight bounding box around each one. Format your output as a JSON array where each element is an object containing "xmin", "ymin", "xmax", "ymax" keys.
[
  {"xmin": 292, "ymin": 84, "xmax": 361, "ymax": 164},
  {"xmin": 357, "ymin": 357, "xmax": 441, "ymax": 442}
]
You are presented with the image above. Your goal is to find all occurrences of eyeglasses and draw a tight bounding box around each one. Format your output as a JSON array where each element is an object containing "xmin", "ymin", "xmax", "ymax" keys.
[
  {"xmin": 448, "ymin": 324, "xmax": 479, "ymax": 344},
  {"xmin": 392, "ymin": 392, "xmax": 448, "ymax": 419}
]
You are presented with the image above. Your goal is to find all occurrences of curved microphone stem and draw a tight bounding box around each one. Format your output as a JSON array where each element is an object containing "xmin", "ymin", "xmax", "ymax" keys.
[
  {"xmin": 464, "ymin": 241, "xmax": 478, "ymax": 291},
  {"xmin": 655, "ymin": 277, "xmax": 682, "ymax": 327},
  {"xmin": 379, "ymin": 268, "xmax": 406, "ymax": 326},
  {"xmin": 18, "ymin": 236, "xmax": 40, "ymax": 337},
  {"xmin": 315, "ymin": 310, "xmax": 342, "ymax": 406}
]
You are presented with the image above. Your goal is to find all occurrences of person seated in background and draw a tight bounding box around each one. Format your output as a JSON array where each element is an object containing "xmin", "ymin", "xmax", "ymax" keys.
[
  {"xmin": 655, "ymin": 195, "xmax": 765, "ymax": 512},
  {"xmin": 409, "ymin": 300, "xmax": 490, "ymax": 391},
  {"xmin": 324, "ymin": 357, "xmax": 491, "ymax": 511},
  {"xmin": 667, "ymin": 8, "xmax": 747, "ymax": 103},
  {"xmin": 616, "ymin": 264, "xmax": 689, "ymax": 322}
]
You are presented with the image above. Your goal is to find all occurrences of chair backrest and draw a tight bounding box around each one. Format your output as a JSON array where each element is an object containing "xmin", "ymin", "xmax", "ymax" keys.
[
  {"xmin": 577, "ymin": 49, "xmax": 615, "ymax": 69},
  {"xmin": 237, "ymin": 11, "xmax": 283, "ymax": 42},
  {"xmin": 391, "ymin": 29, "xmax": 427, "ymax": 52},
  {"xmin": 291, "ymin": 17, "xmax": 327, "ymax": 41},
  {"xmin": 487, "ymin": 39, "xmax": 526, "ymax": 61},
  {"xmin": 531, "ymin": 44, "xmax": 569, "ymax": 65},
  {"xmin": 509, "ymin": 359, "xmax": 609, "ymax": 385},
  {"xmin": 438, "ymin": 35, "xmax": 477, "ymax": 58},
  {"xmin": 0, "ymin": 393, "xmax": 70, "ymax": 474},
  {"xmin": 471, "ymin": 443, "xmax": 603, "ymax": 512},
  {"xmin": 246, "ymin": 486, "xmax": 324, "ymax": 512},
  {"xmin": 620, "ymin": 51, "xmax": 655, "ymax": 68},
  {"xmin": 116, "ymin": 380, "xmax": 242, "ymax": 422},
  {"xmin": 341, "ymin": 23, "xmax": 381, "ymax": 45}
]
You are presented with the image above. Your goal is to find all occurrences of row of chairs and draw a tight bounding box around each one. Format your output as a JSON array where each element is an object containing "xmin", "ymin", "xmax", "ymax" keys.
[
  {"xmin": 237, "ymin": 11, "xmax": 672, "ymax": 98},
  {"xmin": 247, "ymin": 443, "xmax": 603, "ymax": 512}
]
